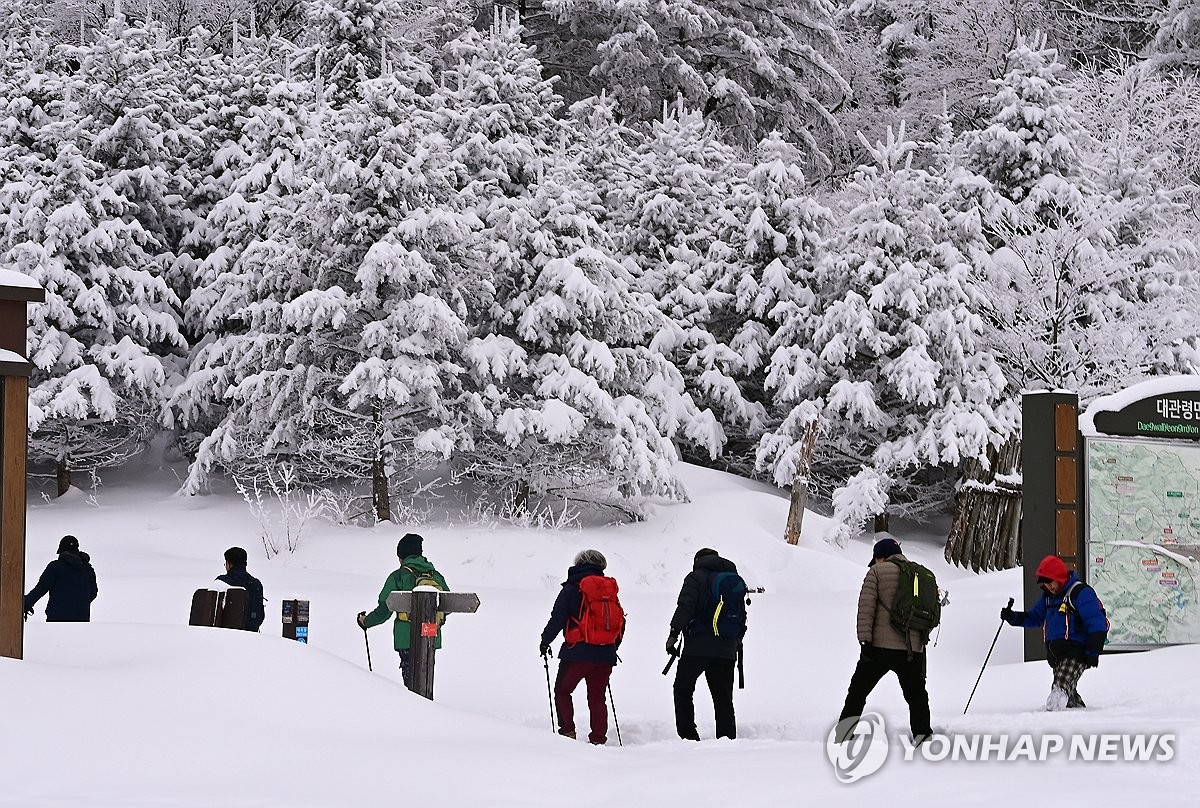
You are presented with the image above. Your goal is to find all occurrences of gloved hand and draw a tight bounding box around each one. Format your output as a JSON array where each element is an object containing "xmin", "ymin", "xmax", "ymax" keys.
[
  {"xmin": 539, "ymin": 642, "xmax": 551, "ymax": 657},
  {"xmin": 666, "ymin": 633, "xmax": 680, "ymax": 656},
  {"xmin": 859, "ymin": 641, "xmax": 874, "ymax": 660},
  {"xmin": 1083, "ymin": 655, "xmax": 1099, "ymax": 669},
  {"xmin": 1000, "ymin": 606, "xmax": 1014, "ymax": 622},
  {"xmin": 356, "ymin": 611, "xmax": 367, "ymax": 629},
  {"xmin": 23, "ymin": 607, "xmax": 33, "ymax": 622}
]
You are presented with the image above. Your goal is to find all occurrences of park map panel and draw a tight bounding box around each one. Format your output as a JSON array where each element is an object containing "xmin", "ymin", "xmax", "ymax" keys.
[{"xmin": 1087, "ymin": 437, "xmax": 1200, "ymax": 648}]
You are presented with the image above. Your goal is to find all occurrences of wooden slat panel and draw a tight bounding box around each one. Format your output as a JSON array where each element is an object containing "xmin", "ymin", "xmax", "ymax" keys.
[
  {"xmin": 220, "ymin": 588, "xmax": 248, "ymax": 629},
  {"xmin": 1054, "ymin": 403, "xmax": 1077, "ymax": 452},
  {"xmin": 0, "ymin": 376, "xmax": 29, "ymax": 659},
  {"xmin": 188, "ymin": 589, "xmax": 221, "ymax": 627},
  {"xmin": 1055, "ymin": 456, "xmax": 1077, "ymax": 505},
  {"xmin": 1056, "ymin": 510, "xmax": 1078, "ymax": 557}
]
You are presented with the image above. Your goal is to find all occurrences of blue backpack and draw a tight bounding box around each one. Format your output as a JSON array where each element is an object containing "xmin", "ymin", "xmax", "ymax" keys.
[{"xmin": 697, "ymin": 571, "xmax": 748, "ymax": 639}]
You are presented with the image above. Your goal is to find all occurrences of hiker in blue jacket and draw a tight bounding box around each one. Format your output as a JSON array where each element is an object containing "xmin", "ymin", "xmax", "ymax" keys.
[{"xmin": 1001, "ymin": 555, "xmax": 1108, "ymax": 710}]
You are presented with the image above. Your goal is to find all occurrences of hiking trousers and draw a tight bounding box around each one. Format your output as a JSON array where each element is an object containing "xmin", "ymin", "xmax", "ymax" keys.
[
  {"xmin": 839, "ymin": 646, "xmax": 932, "ymax": 739},
  {"xmin": 555, "ymin": 660, "xmax": 612, "ymax": 744},
  {"xmin": 674, "ymin": 654, "xmax": 736, "ymax": 740}
]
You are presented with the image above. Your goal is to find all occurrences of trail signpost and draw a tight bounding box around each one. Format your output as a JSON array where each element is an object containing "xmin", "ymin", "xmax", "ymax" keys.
[{"xmin": 386, "ymin": 587, "xmax": 480, "ymax": 700}]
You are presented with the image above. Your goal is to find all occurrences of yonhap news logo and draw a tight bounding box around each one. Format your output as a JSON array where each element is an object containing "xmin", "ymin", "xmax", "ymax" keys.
[{"xmin": 825, "ymin": 713, "xmax": 1175, "ymax": 783}]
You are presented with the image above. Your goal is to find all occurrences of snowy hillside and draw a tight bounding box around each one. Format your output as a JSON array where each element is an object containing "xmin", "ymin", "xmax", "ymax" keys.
[{"xmin": 4, "ymin": 460, "xmax": 1198, "ymax": 806}]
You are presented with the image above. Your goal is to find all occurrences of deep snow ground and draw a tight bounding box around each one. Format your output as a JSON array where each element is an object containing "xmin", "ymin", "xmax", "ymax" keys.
[{"xmin": 3, "ymin": 458, "xmax": 1197, "ymax": 806}]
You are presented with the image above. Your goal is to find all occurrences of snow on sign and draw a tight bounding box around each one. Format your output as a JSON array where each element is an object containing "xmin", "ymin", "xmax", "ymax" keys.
[{"xmin": 1086, "ymin": 436, "xmax": 1200, "ymax": 648}]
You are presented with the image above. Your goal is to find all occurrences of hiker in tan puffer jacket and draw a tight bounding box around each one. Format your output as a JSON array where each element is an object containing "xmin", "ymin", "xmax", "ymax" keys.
[{"xmin": 836, "ymin": 537, "xmax": 933, "ymax": 745}]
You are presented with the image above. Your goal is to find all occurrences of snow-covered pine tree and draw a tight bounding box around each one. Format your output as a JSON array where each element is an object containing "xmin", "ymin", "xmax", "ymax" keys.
[
  {"xmin": 696, "ymin": 132, "xmax": 834, "ymax": 475},
  {"xmin": 65, "ymin": 18, "xmax": 202, "ymax": 278},
  {"xmin": 608, "ymin": 106, "xmax": 739, "ymax": 462},
  {"xmin": 965, "ymin": 36, "xmax": 1200, "ymax": 402},
  {"xmin": 171, "ymin": 8, "xmax": 475, "ymax": 523},
  {"xmin": 762, "ymin": 125, "xmax": 1010, "ymax": 543},
  {"xmin": 833, "ymin": 0, "xmax": 1054, "ymax": 155},
  {"xmin": 2, "ymin": 140, "xmax": 186, "ymax": 494},
  {"xmin": 1152, "ymin": 0, "xmax": 1200, "ymax": 72},
  {"xmin": 561, "ymin": 94, "xmax": 643, "ymax": 232},
  {"xmin": 433, "ymin": 13, "xmax": 703, "ymax": 515},
  {"xmin": 466, "ymin": 154, "xmax": 706, "ymax": 516},
  {"xmin": 584, "ymin": 0, "xmax": 849, "ymax": 163}
]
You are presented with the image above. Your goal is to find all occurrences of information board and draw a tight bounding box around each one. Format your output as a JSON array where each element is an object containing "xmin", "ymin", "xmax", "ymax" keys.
[{"xmin": 1086, "ymin": 437, "xmax": 1200, "ymax": 648}]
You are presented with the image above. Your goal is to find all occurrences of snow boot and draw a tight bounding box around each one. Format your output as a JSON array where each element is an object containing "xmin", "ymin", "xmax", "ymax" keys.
[{"xmin": 1045, "ymin": 687, "xmax": 1069, "ymax": 712}]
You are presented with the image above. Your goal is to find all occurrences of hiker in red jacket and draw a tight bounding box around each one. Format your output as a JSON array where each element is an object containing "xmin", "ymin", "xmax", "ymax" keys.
[{"xmin": 540, "ymin": 550, "xmax": 624, "ymax": 745}]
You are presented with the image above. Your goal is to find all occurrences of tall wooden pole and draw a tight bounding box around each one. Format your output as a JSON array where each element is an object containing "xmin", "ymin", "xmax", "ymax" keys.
[{"xmin": 0, "ymin": 277, "xmax": 45, "ymax": 660}]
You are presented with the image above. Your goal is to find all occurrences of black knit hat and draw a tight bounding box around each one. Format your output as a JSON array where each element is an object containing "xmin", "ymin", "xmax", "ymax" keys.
[
  {"xmin": 868, "ymin": 538, "xmax": 902, "ymax": 567},
  {"xmin": 396, "ymin": 533, "xmax": 423, "ymax": 559},
  {"xmin": 57, "ymin": 535, "xmax": 79, "ymax": 554},
  {"xmin": 694, "ymin": 548, "xmax": 719, "ymax": 563},
  {"xmin": 224, "ymin": 546, "xmax": 248, "ymax": 566}
]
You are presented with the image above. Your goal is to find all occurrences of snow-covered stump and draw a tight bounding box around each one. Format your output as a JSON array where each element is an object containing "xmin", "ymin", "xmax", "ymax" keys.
[
  {"xmin": 0, "ymin": 272, "xmax": 44, "ymax": 660},
  {"xmin": 385, "ymin": 588, "xmax": 480, "ymax": 700}
]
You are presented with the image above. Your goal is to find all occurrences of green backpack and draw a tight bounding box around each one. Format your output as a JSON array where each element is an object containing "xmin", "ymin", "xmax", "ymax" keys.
[{"xmin": 885, "ymin": 558, "xmax": 941, "ymax": 643}]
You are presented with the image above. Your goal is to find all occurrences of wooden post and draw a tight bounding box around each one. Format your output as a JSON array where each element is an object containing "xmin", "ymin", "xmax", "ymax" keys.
[
  {"xmin": 1021, "ymin": 391, "xmax": 1081, "ymax": 662},
  {"xmin": 0, "ymin": 275, "xmax": 45, "ymax": 660},
  {"xmin": 386, "ymin": 589, "xmax": 481, "ymax": 700}
]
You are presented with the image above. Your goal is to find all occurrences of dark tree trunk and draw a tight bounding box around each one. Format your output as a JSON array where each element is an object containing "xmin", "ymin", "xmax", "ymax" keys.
[{"xmin": 56, "ymin": 456, "xmax": 70, "ymax": 498}]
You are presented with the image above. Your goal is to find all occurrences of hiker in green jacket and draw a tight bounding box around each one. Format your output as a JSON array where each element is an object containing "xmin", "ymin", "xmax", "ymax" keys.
[{"xmin": 358, "ymin": 533, "xmax": 449, "ymax": 688}]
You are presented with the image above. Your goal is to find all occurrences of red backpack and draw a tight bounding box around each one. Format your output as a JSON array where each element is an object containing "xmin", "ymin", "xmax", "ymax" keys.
[{"xmin": 564, "ymin": 575, "xmax": 625, "ymax": 646}]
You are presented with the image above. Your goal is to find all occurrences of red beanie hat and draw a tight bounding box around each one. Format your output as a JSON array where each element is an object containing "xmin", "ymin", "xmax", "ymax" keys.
[{"xmin": 1035, "ymin": 555, "xmax": 1070, "ymax": 584}]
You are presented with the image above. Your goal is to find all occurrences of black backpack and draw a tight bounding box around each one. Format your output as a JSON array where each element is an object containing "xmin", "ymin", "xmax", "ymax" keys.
[{"xmin": 885, "ymin": 558, "xmax": 941, "ymax": 643}]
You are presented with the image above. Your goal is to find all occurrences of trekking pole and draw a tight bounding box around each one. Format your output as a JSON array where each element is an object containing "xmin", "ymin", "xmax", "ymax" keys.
[
  {"xmin": 964, "ymin": 597, "xmax": 1013, "ymax": 715},
  {"xmin": 362, "ymin": 626, "xmax": 373, "ymax": 672},
  {"xmin": 542, "ymin": 651, "xmax": 557, "ymax": 732},
  {"xmin": 608, "ymin": 682, "xmax": 623, "ymax": 746},
  {"xmin": 662, "ymin": 650, "xmax": 678, "ymax": 676},
  {"xmin": 737, "ymin": 643, "xmax": 745, "ymax": 690}
]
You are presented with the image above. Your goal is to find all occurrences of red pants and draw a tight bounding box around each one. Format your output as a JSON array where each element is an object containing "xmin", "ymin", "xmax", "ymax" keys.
[{"xmin": 554, "ymin": 660, "xmax": 612, "ymax": 744}]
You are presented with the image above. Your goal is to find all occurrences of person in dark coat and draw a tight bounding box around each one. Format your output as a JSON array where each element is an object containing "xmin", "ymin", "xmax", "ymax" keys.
[
  {"xmin": 667, "ymin": 548, "xmax": 744, "ymax": 741},
  {"xmin": 540, "ymin": 549, "xmax": 622, "ymax": 745},
  {"xmin": 836, "ymin": 537, "xmax": 933, "ymax": 745},
  {"xmin": 1001, "ymin": 554, "xmax": 1108, "ymax": 710},
  {"xmin": 24, "ymin": 535, "xmax": 99, "ymax": 622},
  {"xmin": 217, "ymin": 546, "xmax": 265, "ymax": 632}
]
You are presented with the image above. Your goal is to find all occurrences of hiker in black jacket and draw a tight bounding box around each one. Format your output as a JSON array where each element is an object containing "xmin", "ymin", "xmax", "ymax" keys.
[
  {"xmin": 24, "ymin": 535, "xmax": 99, "ymax": 622},
  {"xmin": 217, "ymin": 547, "xmax": 265, "ymax": 632},
  {"xmin": 667, "ymin": 548, "xmax": 744, "ymax": 740}
]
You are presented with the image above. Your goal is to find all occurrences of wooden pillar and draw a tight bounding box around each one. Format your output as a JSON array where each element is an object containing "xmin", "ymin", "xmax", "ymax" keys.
[
  {"xmin": 1021, "ymin": 391, "xmax": 1082, "ymax": 662},
  {"xmin": 0, "ymin": 277, "xmax": 45, "ymax": 660}
]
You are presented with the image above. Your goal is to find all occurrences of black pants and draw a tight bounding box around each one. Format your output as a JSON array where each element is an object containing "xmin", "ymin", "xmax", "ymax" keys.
[
  {"xmin": 838, "ymin": 646, "xmax": 931, "ymax": 738},
  {"xmin": 674, "ymin": 655, "xmax": 736, "ymax": 740}
]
